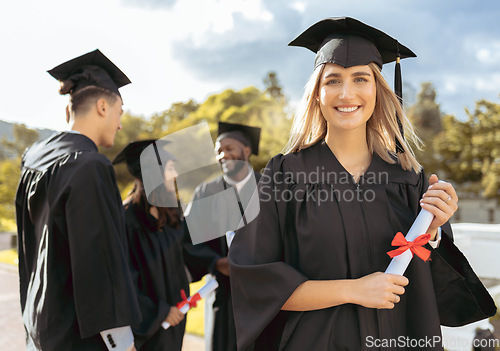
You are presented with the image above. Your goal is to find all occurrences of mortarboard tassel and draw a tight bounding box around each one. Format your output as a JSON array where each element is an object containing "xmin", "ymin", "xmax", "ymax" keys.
[
  {"xmin": 394, "ymin": 47, "xmax": 405, "ymax": 154},
  {"xmin": 394, "ymin": 57, "xmax": 403, "ymax": 104}
]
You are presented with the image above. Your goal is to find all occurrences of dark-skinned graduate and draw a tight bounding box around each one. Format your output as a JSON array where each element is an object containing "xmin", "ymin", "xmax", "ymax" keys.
[
  {"xmin": 113, "ymin": 140, "xmax": 191, "ymax": 350},
  {"xmin": 183, "ymin": 122, "xmax": 262, "ymax": 351},
  {"xmin": 228, "ymin": 17, "xmax": 497, "ymax": 351},
  {"xmin": 15, "ymin": 50, "xmax": 141, "ymax": 351}
]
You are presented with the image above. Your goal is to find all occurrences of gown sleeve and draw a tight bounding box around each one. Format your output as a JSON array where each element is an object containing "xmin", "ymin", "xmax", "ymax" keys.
[
  {"xmin": 65, "ymin": 154, "xmax": 141, "ymax": 338},
  {"xmin": 416, "ymin": 171, "xmax": 498, "ymax": 325},
  {"xmin": 182, "ymin": 220, "xmax": 223, "ymax": 282},
  {"xmin": 228, "ymin": 154, "xmax": 308, "ymax": 351}
]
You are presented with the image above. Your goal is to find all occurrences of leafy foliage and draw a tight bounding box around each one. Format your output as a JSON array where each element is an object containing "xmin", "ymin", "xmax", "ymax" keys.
[
  {"xmin": 407, "ymin": 82, "xmax": 442, "ymax": 175},
  {"xmin": 0, "ymin": 124, "xmax": 39, "ymax": 159},
  {"xmin": 264, "ymin": 71, "xmax": 284, "ymax": 101},
  {"xmin": 175, "ymin": 85, "xmax": 291, "ymax": 171},
  {"xmin": 435, "ymin": 100, "xmax": 500, "ymax": 198},
  {"xmin": 0, "ymin": 158, "xmax": 19, "ymax": 230},
  {"xmin": 409, "ymin": 83, "xmax": 499, "ymax": 199}
]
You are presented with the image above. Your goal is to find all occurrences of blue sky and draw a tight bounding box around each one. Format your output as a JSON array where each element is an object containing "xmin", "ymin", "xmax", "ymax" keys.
[{"xmin": 0, "ymin": 0, "xmax": 499, "ymax": 131}]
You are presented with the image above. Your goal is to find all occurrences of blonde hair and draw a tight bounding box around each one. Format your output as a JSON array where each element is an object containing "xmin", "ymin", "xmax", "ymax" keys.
[{"xmin": 283, "ymin": 62, "xmax": 422, "ymax": 173}]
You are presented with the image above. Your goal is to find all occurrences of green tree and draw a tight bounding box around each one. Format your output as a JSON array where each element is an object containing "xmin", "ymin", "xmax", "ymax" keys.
[
  {"xmin": 0, "ymin": 124, "xmax": 39, "ymax": 229},
  {"xmin": 175, "ymin": 84, "xmax": 290, "ymax": 172},
  {"xmin": 148, "ymin": 100, "xmax": 199, "ymax": 138},
  {"xmin": 1, "ymin": 124, "xmax": 39, "ymax": 158},
  {"xmin": 0, "ymin": 158, "xmax": 20, "ymax": 230},
  {"xmin": 264, "ymin": 71, "xmax": 284, "ymax": 101},
  {"xmin": 411, "ymin": 83, "xmax": 442, "ymax": 133},
  {"xmin": 408, "ymin": 82, "xmax": 442, "ymax": 175},
  {"xmin": 435, "ymin": 99, "xmax": 500, "ymax": 198}
]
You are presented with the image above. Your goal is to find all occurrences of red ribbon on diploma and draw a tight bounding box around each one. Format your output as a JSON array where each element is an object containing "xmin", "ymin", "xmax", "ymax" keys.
[
  {"xmin": 387, "ymin": 232, "xmax": 431, "ymax": 261},
  {"xmin": 176, "ymin": 289, "xmax": 202, "ymax": 310}
]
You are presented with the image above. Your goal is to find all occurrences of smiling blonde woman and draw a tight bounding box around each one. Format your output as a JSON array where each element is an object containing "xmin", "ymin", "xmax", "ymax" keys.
[{"xmin": 229, "ymin": 17, "xmax": 496, "ymax": 351}]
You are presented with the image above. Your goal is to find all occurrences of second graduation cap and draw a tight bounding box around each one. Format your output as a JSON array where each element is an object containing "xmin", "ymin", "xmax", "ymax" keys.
[
  {"xmin": 48, "ymin": 49, "xmax": 131, "ymax": 97},
  {"xmin": 113, "ymin": 139, "xmax": 174, "ymax": 179},
  {"xmin": 217, "ymin": 122, "xmax": 261, "ymax": 155}
]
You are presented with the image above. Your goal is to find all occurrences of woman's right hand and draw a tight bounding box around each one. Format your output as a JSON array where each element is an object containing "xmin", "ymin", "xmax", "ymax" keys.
[
  {"xmin": 350, "ymin": 272, "xmax": 409, "ymax": 309},
  {"xmin": 164, "ymin": 306, "xmax": 185, "ymax": 327}
]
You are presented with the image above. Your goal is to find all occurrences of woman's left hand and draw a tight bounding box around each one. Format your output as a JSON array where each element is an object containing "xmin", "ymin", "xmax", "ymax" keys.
[{"xmin": 420, "ymin": 174, "xmax": 459, "ymax": 240}]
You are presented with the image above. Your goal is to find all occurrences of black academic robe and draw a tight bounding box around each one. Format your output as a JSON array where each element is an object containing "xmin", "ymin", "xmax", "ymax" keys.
[
  {"xmin": 15, "ymin": 132, "xmax": 141, "ymax": 351},
  {"xmin": 228, "ymin": 141, "xmax": 496, "ymax": 351},
  {"xmin": 183, "ymin": 171, "xmax": 261, "ymax": 351},
  {"xmin": 124, "ymin": 204, "xmax": 190, "ymax": 351}
]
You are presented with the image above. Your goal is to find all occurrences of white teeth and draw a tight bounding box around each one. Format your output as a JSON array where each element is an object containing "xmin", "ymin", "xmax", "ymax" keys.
[{"xmin": 337, "ymin": 106, "xmax": 359, "ymax": 112}]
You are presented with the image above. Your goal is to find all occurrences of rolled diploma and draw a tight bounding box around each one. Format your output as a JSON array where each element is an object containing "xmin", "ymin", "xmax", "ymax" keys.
[
  {"xmin": 384, "ymin": 208, "xmax": 434, "ymax": 275},
  {"xmin": 161, "ymin": 278, "xmax": 219, "ymax": 330}
]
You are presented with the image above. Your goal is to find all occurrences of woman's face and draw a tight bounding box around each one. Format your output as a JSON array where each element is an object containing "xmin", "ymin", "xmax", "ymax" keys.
[
  {"xmin": 318, "ymin": 63, "xmax": 376, "ymax": 134},
  {"xmin": 163, "ymin": 160, "xmax": 178, "ymax": 193}
]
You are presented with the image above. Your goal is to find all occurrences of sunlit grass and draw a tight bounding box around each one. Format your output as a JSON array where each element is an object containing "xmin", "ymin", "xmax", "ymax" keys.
[
  {"xmin": 0, "ymin": 218, "xmax": 16, "ymax": 232},
  {"xmin": 0, "ymin": 249, "xmax": 18, "ymax": 266},
  {"xmin": 185, "ymin": 278, "xmax": 206, "ymax": 336}
]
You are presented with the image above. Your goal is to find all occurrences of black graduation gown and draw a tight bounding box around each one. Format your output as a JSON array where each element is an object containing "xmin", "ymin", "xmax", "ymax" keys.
[
  {"xmin": 15, "ymin": 132, "xmax": 141, "ymax": 351},
  {"xmin": 228, "ymin": 141, "xmax": 496, "ymax": 351},
  {"xmin": 183, "ymin": 171, "xmax": 261, "ymax": 351},
  {"xmin": 124, "ymin": 204, "xmax": 190, "ymax": 350}
]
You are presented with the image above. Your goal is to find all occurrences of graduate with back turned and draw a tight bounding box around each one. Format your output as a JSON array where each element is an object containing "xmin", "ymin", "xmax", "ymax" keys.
[
  {"xmin": 15, "ymin": 50, "xmax": 141, "ymax": 351},
  {"xmin": 228, "ymin": 17, "xmax": 497, "ymax": 350}
]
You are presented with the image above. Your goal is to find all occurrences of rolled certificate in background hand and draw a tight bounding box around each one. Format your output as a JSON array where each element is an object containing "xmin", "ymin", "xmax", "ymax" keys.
[{"xmin": 161, "ymin": 279, "xmax": 219, "ymax": 330}]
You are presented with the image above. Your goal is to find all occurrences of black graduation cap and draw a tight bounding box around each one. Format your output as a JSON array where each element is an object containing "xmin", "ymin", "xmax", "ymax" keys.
[
  {"xmin": 217, "ymin": 122, "xmax": 261, "ymax": 155},
  {"xmin": 48, "ymin": 49, "xmax": 131, "ymax": 97},
  {"xmin": 289, "ymin": 17, "xmax": 416, "ymax": 154},
  {"xmin": 113, "ymin": 139, "xmax": 173, "ymax": 179},
  {"xmin": 288, "ymin": 17, "xmax": 416, "ymax": 69}
]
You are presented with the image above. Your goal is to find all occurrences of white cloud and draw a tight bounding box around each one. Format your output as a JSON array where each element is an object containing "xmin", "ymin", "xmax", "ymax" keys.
[
  {"xmin": 463, "ymin": 35, "xmax": 500, "ymax": 66},
  {"xmin": 291, "ymin": 1, "xmax": 306, "ymax": 13},
  {"xmin": 444, "ymin": 82, "xmax": 457, "ymax": 94},
  {"xmin": 474, "ymin": 74, "xmax": 500, "ymax": 92},
  {"xmin": 168, "ymin": 0, "xmax": 273, "ymax": 45},
  {"xmin": 0, "ymin": 0, "xmax": 230, "ymax": 130},
  {"xmin": 476, "ymin": 46, "xmax": 500, "ymax": 65}
]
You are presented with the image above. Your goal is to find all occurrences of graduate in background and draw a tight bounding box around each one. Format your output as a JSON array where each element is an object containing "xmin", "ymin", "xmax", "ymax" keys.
[
  {"xmin": 15, "ymin": 50, "xmax": 141, "ymax": 351},
  {"xmin": 184, "ymin": 122, "xmax": 261, "ymax": 351},
  {"xmin": 229, "ymin": 17, "xmax": 497, "ymax": 350},
  {"xmin": 113, "ymin": 140, "xmax": 189, "ymax": 350}
]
